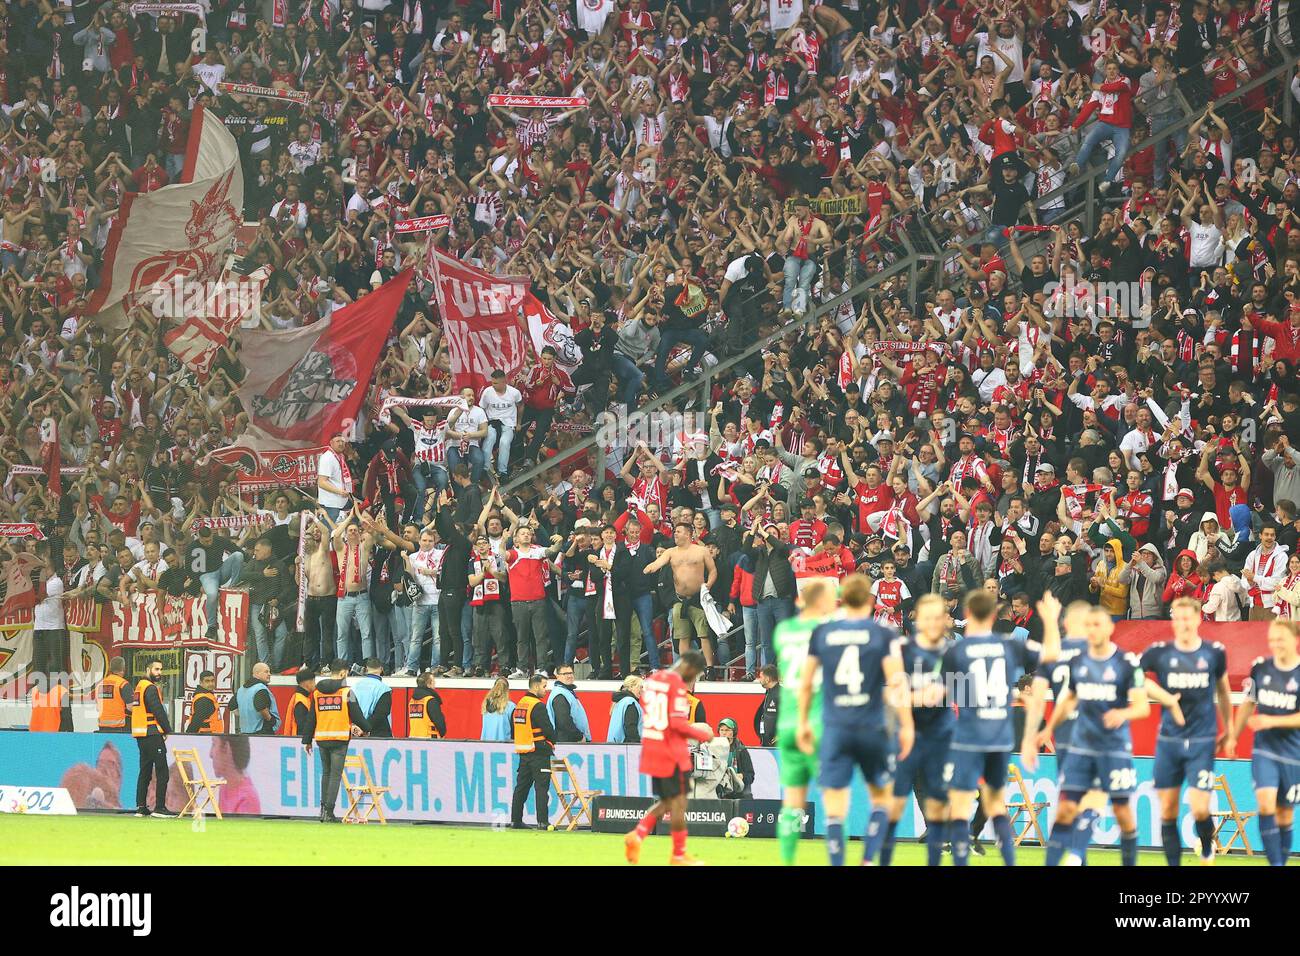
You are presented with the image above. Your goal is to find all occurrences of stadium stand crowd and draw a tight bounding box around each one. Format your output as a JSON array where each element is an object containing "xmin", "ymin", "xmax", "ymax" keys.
[{"xmin": 3, "ymin": 0, "xmax": 1300, "ymax": 689}]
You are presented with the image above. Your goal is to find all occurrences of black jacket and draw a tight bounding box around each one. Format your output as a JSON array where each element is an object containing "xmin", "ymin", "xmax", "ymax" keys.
[
  {"xmin": 611, "ymin": 689, "xmax": 641, "ymax": 742},
  {"xmin": 298, "ymin": 679, "xmax": 370, "ymax": 744},
  {"xmin": 754, "ymin": 684, "xmax": 779, "ymax": 746},
  {"xmin": 412, "ymin": 686, "xmax": 447, "ymax": 737},
  {"xmin": 745, "ymin": 537, "xmax": 797, "ymax": 600},
  {"xmin": 549, "ymin": 683, "xmax": 586, "ymax": 743},
  {"xmin": 612, "ymin": 541, "xmax": 656, "ymax": 600},
  {"xmin": 436, "ymin": 506, "xmax": 472, "ymax": 598}
]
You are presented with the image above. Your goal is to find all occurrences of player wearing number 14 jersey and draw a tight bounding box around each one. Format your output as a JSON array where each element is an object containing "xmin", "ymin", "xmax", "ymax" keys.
[
  {"xmin": 624, "ymin": 651, "xmax": 714, "ymax": 866},
  {"xmin": 1041, "ymin": 608, "xmax": 1148, "ymax": 866},
  {"xmin": 943, "ymin": 590, "xmax": 1058, "ymax": 867}
]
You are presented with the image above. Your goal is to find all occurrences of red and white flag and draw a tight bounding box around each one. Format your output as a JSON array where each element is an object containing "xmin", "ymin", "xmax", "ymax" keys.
[
  {"xmin": 85, "ymin": 105, "xmax": 244, "ymax": 329},
  {"xmin": 394, "ymin": 214, "xmax": 451, "ymax": 234},
  {"xmin": 521, "ymin": 291, "xmax": 582, "ymax": 372},
  {"xmin": 161, "ymin": 265, "xmax": 270, "ymax": 378},
  {"xmin": 430, "ymin": 251, "xmax": 530, "ymax": 392},
  {"xmin": 211, "ymin": 270, "xmax": 415, "ymax": 472},
  {"xmin": 39, "ymin": 416, "xmax": 61, "ymax": 498}
]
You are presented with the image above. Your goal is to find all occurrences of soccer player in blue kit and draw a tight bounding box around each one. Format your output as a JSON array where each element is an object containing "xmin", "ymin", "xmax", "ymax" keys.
[
  {"xmin": 1139, "ymin": 596, "xmax": 1235, "ymax": 865},
  {"xmin": 797, "ymin": 573, "xmax": 913, "ymax": 867},
  {"xmin": 1232, "ymin": 618, "xmax": 1300, "ymax": 866},
  {"xmin": 1040, "ymin": 607, "xmax": 1148, "ymax": 866},
  {"xmin": 943, "ymin": 589, "xmax": 1059, "ymax": 866},
  {"xmin": 888, "ymin": 594, "xmax": 953, "ymax": 866},
  {"xmin": 1024, "ymin": 600, "xmax": 1098, "ymax": 865}
]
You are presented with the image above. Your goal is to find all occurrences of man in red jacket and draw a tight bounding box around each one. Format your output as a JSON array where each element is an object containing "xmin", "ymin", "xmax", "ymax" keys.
[
  {"xmin": 1068, "ymin": 58, "xmax": 1137, "ymax": 193},
  {"xmin": 1253, "ymin": 304, "xmax": 1300, "ymax": 365}
]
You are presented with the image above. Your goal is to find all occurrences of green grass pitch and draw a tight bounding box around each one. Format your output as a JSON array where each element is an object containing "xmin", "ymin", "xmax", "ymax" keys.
[{"xmin": 0, "ymin": 814, "xmax": 1273, "ymax": 866}]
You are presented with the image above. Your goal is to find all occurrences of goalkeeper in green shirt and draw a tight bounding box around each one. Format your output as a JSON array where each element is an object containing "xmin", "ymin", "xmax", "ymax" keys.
[{"xmin": 772, "ymin": 578, "xmax": 838, "ymax": 865}]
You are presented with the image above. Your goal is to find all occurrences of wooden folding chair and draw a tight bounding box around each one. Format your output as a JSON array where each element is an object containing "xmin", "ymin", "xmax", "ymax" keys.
[
  {"xmin": 172, "ymin": 747, "xmax": 226, "ymax": 820},
  {"xmin": 549, "ymin": 756, "xmax": 602, "ymax": 830},
  {"xmin": 1211, "ymin": 774, "xmax": 1256, "ymax": 856},
  {"xmin": 341, "ymin": 754, "xmax": 392, "ymax": 825},
  {"xmin": 1005, "ymin": 764, "xmax": 1051, "ymax": 846}
]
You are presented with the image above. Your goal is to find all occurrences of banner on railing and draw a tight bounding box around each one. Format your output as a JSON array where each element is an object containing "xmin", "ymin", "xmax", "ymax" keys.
[
  {"xmin": 109, "ymin": 589, "xmax": 248, "ymax": 655},
  {"xmin": 783, "ymin": 196, "xmax": 861, "ymax": 216}
]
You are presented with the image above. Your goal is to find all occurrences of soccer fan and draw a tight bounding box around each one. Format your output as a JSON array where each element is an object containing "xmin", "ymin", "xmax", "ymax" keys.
[
  {"xmin": 945, "ymin": 588, "xmax": 1059, "ymax": 866},
  {"xmin": 1140, "ymin": 597, "xmax": 1234, "ymax": 865},
  {"xmin": 1232, "ymin": 619, "xmax": 1300, "ymax": 867},
  {"xmin": 1041, "ymin": 608, "xmax": 1149, "ymax": 866},
  {"xmin": 624, "ymin": 650, "xmax": 714, "ymax": 866},
  {"xmin": 797, "ymin": 573, "xmax": 913, "ymax": 867},
  {"xmin": 771, "ymin": 577, "xmax": 837, "ymax": 866}
]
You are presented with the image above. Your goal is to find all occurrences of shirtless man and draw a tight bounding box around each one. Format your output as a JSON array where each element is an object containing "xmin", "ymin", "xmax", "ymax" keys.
[
  {"xmin": 644, "ymin": 523, "xmax": 718, "ymax": 668},
  {"xmin": 331, "ymin": 505, "xmax": 378, "ymax": 664},
  {"xmin": 778, "ymin": 198, "xmax": 832, "ymax": 317},
  {"xmin": 304, "ymin": 510, "xmax": 338, "ymax": 670}
]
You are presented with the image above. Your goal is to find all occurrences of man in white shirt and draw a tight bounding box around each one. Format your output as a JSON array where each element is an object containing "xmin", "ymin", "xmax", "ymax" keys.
[
  {"xmin": 400, "ymin": 526, "xmax": 446, "ymax": 676},
  {"xmin": 1118, "ymin": 407, "xmax": 1160, "ymax": 470},
  {"xmin": 479, "ymin": 369, "xmax": 524, "ymax": 480},
  {"xmin": 317, "ymin": 434, "xmax": 354, "ymax": 520},
  {"xmin": 1243, "ymin": 525, "xmax": 1289, "ymax": 617},
  {"xmin": 446, "ymin": 386, "xmax": 490, "ymax": 482},
  {"xmin": 1183, "ymin": 195, "xmax": 1225, "ymax": 270},
  {"xmin": 33, "ymin": 546, "xmax": 66, "ymax": 676}
]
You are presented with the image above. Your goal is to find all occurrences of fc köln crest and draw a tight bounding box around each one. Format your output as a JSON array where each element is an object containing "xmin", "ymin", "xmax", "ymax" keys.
[{"xmin": 252, "ymin": 342, "xmax": 359, "ymax": 435}]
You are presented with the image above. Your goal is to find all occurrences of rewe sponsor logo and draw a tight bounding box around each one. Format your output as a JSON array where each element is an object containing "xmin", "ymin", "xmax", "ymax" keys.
[{"xmin": 49, "ymin": 886, "xmax": 151, "ymax": 936}]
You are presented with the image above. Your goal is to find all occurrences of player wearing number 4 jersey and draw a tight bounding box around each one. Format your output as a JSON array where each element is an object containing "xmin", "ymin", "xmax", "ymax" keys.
[
  {"xmin": 943, "ymin": 589, "xmax": 1059, "ymax": 866},
  {"xmin": 797, "ymin": 574, "xmax": 913, "ymax": 867},
  {"xmin": 1140, "ymin": 597, "xmax": 1234, "ymax": 866},
  {"xmin": 624, "ymin": 651, "xmax": 714, "ymax": 866},
  {"xmin": 1038, "ymin": 607, "xmax": 1148, "ymax": 866},
  {"xmin": 1233, "ymin": 618, "xmax": 1300, "ymax": 866},
  {"xmin": 772, "ymin": 579, "xmax": 838, "ymax": 865}
]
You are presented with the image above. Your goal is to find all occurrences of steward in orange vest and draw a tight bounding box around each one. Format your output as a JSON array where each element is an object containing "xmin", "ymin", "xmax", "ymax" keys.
[
  {"xmin": 282, "ymin": 669, "xmax": 317, "ymax": 738},
  {"xmin": 185, "ymin": 670, "xmax": 224, "ymax": 734},
  {"xmin": 407, "ymin": 671, "xmax": 447, "ymax": 738},
  {"xmin": 299, "ymin": 659, "xmax": 371, "ymax": 823},
  {"xmin": 29, "ymin": 679, "xmax": 72, "ymax": 732},
  {"xmin": 132, "ymin": 658, "xmax": 176, "ymax": 817},
  {"xmin": 97, "ymin": 657, "xmax": 131, "ymax": 732},
  {"xmin": 510, "ymin": 673, "xmax": 556, "ymax": 829}
]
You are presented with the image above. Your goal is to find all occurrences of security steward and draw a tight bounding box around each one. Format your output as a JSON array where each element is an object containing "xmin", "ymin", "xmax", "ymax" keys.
[
  {"xmin": 407, "ymin": 670, "xmax": 447, "ymax": 738},
  {"xmin": 185, "ymin": 671, "xmax": 224, "ymax": 734},
  {"xmin": 282, "ymin": 669, "xmax": 316, "ymax": 737},
  {"xmin": 511, "ymin": 672, "xmax": 556, "ymax": 830},
  {"xmin": 97, "ymin": 656, "xmax": 131, "ymax": 732},
  {"xmin": 299, "ymin": 659, "xmax": 370, "ymax": 823},
  {"xmin": 29, "ymin": 674, "xmax": 72, "ymax": 732},
  {"xmin": 132, "ymin": 658, "xmax": 175, "ymax": 817}
]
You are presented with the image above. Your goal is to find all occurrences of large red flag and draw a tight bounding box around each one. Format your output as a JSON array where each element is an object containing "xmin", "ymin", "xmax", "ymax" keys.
[
  {"xmin": 210, "ymin": 270, "xmax": 414, "ymax": 480},
  {"xmin": 431, "ymin": 250, "xmax": 530, "ymax": 392}
]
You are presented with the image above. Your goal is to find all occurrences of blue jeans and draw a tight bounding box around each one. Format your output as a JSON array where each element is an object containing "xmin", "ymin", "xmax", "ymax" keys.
[
  {"xmin": 609, "ymin": 353, "xmax": 645, "ymax": 406},
  {"xmin": 481, "ymin": 422, "xmax": 515, "ymax": 477},
  {"xmin": 625, "ymin": 592, "xmax": 657, "ymax": 670},
  {"xmin": 199, "ymin": 551, "xmax": 244, "ymax": 632},
  {"xmin": 409, "ymin": 603, "xmax": 440, "ymax": 671},
  {"xmin": 783, "ymin": 257, "xmax": 818, "ymax": 311},
  {"xmin": 250, "ymin": 604, "xmax": 287, "ymax": 670},
  {"xmin": 335, "ymin": 593, "xmax": 373, "ymax": 662},
  {"xmin": 565, "ymin": 591, "xmax": 589, "ymax": 664},
  {"xmin": 1150, "ymin": 112, "xmax": 1186, "ymax": 189},
  {"xmin": 445, "ymin": 444, "xmax": 485, "ymax": 482},
  {"xmin": 654, "ymin": 326, "xmax": 709, "ymax": 386},
  {"xmin": 165, "ymin": 152, "xmax": 186, "ymax": 179},
  {"xmin": 411, "ymin": 461, "xmax": 449, "ymax": 506},
  {"xmin": 373, "ymin": 605, "xmax": 408, "ymax": 672},
  {"xmin": 741, "ymin": 605, "xmax": 759, "ymax": 674},
  {"xmin": 754, "ymin": 596, "xmax": 794, "ymax": 669},
  {"xmin": 1074, "ymin": 120, "xmax": 1131, "ymax": 185}
]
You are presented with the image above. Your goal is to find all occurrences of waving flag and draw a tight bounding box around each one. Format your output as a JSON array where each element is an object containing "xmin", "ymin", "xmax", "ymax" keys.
[
  {"xmin": 521, "ymin": 291, "xmax": 582, "ymax": 372},
  {"xmin": 210, "ymin": 270, "xmax": 414, "ymax": 479},
  {"xmin": 430, "ymin": 251, "xmax": 530, "ymax": 391}
]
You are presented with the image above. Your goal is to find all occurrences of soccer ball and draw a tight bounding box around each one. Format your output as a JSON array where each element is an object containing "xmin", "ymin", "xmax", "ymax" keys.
[{"xmin": 726, "ymin": 817, "xmax": 750, "ymax": 838}]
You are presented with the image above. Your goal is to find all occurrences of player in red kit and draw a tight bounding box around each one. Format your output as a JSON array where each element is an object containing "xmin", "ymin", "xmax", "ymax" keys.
[{"xmin": 625, "ymin": 650, "xmax": 714, "ymax": 865}]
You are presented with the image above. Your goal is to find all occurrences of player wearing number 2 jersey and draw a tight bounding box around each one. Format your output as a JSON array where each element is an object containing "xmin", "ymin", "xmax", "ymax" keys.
[
  {"xmin": 624, "ymin": 651, "xmax": 714, "ymax": 866},
  {"xmin": 943, "ymin": 590, "xmax": 1059, "ymax": 867},
  {"xmin": 772, "ymin": 579, "xmax": 837, "ymax": 865},
  {"xmin": 798, "ymin": 574, "xmax": 912, "ymax": 867},
  {"xmin": 1041, "ymin": 607, "xmax": 1147, "ymax": 867},
  {"xmin": 1233, "ymin": 618, "xmax": 1300, "ymax": 866},
  {"xmin": 1140, "ymin": 597, "xmax": 1233, "ymax": 866}
]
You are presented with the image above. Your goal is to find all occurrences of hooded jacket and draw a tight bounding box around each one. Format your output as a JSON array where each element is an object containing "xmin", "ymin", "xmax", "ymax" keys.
[
  {"xmin": 1188, "ymin": 512, "xmax": 1232, "ymax": 564},
  {"xmin": 1118, "ymin": 546, "xmax": 1168, "ymax": 619},
  {"xmin": 1162, "ymin": 548, "xmax": 1205, "ymax": 603},
  {"xmin": 1093, "ymin": 538, "xmax": 1130, "ymax": 616}
]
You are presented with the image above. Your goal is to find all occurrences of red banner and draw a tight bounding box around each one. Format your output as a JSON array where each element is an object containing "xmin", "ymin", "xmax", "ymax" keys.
[
  {"xmin": 110, "ymin": 589, "xmax": 248, "ymax": 655},
  {"xmin": 487, "ymin": 94, "xmax": 588, "ymax": 109},
  {"xmin": 1113, "ymin": 620, "xmax": 1268, "ymax": 692},
  {"xmin": 431, "ymin": 252, "xmax": 529, "ymax": 392}
]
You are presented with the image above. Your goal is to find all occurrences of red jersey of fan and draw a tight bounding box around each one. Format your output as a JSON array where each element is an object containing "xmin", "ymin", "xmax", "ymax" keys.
[
  {"xmin": 639, "ymin": 668, "xmax": 712, "ymax": 777},
  {"xmin": 854, "ymin": 481, "xmax": 894, "ymax": 532},
  {"xmin": 788, "ymin": 517, "xmax": 828, "ymax": 549}
]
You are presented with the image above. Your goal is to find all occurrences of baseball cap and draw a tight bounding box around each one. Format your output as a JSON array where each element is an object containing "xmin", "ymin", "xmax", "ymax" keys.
[
  {"xmin": 1176, "ymin": 487, "xmax": 1195, "ymax": 500},
  {"xmin": 1035, "ymin": 463, "xmax": 1055, "ymax": 474}
]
